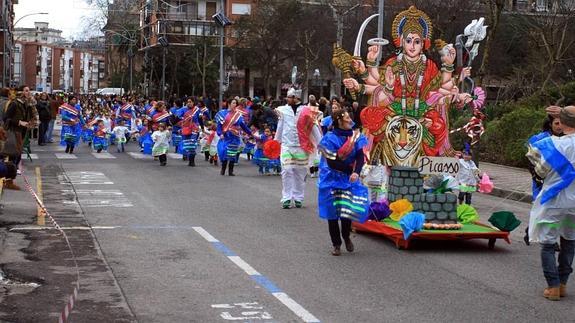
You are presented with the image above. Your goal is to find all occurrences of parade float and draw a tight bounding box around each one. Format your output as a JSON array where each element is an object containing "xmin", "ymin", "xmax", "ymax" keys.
[{"xmin": 332, "ymin": 6, "xmax": 519, "ymax": 249}]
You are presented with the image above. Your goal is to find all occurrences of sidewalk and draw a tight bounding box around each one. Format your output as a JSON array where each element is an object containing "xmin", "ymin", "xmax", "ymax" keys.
[
  {"xmin": 0, "ymin": 165, "xmax": 135, "ymax": 322},
  {"xmin": 479, "ymin": 162, "xmax": 532, "ymax": 203}
]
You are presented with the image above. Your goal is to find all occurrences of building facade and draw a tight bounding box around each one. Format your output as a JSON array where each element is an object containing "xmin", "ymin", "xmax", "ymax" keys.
[
  {"xmin": 13, "ymin": 21, "xmax": 66, "ymax": 44},
  {"xmin": 14, "ymin": 41, "xmax": 105, "ymax": 93},
  {"xmin": 1, "ymin": 0, "xmax": 17, "ymax": 88}
]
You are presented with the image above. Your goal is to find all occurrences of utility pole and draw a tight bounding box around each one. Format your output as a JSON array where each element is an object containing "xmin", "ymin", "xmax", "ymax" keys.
[
  {"xmin": 162, "ymin": 46, "xmax": 167, "ymax": 100},
  {"xmin": 128, "ymin": 47, "xmax": 134, "ymax": 95}
]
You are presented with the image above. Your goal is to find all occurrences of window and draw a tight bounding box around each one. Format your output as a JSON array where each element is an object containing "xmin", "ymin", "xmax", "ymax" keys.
[
  {"xmin": 206, "ymin": 1, "xmax": 217, "ymax": 18},
  {"xmin": 231, "ymin": 3, "xmax": 251, "ymax": 15}
]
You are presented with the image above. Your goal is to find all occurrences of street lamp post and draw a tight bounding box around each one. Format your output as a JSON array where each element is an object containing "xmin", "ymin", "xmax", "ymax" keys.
[
  {"xmin": 158, "ymin": 36, "xmax": 169, "ymax": 101},
  {"xmin": 212, "ymin": 5, "xmax": 231, "ymax": 108},
  {"xmin": 127, "ymin": 47, "xmax": 135, "ymax": 94}
]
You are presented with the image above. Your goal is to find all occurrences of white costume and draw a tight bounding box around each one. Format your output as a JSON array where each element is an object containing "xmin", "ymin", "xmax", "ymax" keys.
[
  {"xmin": 527, "ymin": 133, "xmax": 575, "ymax": 243},
  {"xmin": 275, "ymin": 95, "xmax": 322, "ymax": 204}
]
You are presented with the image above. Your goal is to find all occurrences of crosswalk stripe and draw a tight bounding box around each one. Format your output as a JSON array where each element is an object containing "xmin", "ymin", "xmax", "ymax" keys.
[
  {"xmin": 55, "ymin": 153, "xmax": 77, "ymax": 159},
  {"xmin": 167, "ymin": 153, "xmax": 183, "ymax": 160},
  {"xmin": 127, "ymin": 152, "xmax": 152, "ymax": 159},
  {"xmin": 21, "ymin": 153, "xmax": 39, "ymax": 160},
  {"xmin": 92, "ymin": 152, "xmax": 116, "ymax": 159}
]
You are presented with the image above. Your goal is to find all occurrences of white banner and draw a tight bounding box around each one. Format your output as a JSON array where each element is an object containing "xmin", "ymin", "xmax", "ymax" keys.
[{"xmin": 417, "ymin": 156, "xmax": 459, "ymax": 176}]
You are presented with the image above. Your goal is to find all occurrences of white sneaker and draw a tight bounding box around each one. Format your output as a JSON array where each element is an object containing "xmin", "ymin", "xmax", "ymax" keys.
[{"xmin": 17, "ymin": 169, "xmax": 22, "ymax": 175}]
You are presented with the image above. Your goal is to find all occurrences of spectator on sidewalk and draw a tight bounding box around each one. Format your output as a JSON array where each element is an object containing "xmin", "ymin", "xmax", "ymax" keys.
[
  {"xmin": 526, "ymin": 105, "xmax": 575, "ymax": 301},
  {"xmin": 36, "ymin": 93, "xmax": 51, "ymax": 146},
  {"xmin": 47, "ymin": 94, "xmax": 63, "ymax": 143},
  {"xmin": 2, "ymin": 85, "xmax": 35, "ymax": 190}
]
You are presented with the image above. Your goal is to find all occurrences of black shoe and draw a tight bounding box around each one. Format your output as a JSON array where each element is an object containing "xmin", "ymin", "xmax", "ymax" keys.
[
  {"xmin": 160, "ymin": 161, "xmax": 167, "ymax": 166},
  {"xmin": 205, "ymin": 152, "xmax": 209, "ymax": 161},
  {"xmin": 65, "ymin": 145, "xmax": 70, "ymax": 153},
  {"xmin": 69, "ymin": 147, "xmax": 74, "ymax": 154},
  {"xmin": 97, "ymin": 148, "xmax": 102, "ymax": 153},
  {"xmin": 344, "ymin": 238, "xmax": 354, "ymax": 252},
  {"xmin": 188, "ymin": 155, "xmax": 195, "ymax": 167}
]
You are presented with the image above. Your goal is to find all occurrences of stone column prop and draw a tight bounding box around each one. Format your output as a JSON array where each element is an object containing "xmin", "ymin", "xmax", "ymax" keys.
[{"xmin": 386, "ymin": 166, "xmax": 459, "ymax": 224}]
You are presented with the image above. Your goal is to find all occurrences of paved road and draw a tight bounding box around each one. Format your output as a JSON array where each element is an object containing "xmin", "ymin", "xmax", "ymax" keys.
[{"xmin": 24, "ymin": 140, "xmax": 574, "ymax": 322}]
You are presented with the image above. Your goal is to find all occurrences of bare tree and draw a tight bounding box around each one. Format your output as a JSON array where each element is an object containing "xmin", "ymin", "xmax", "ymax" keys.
[{"xmin": 477, "ymin": 0, "xmax": 506, "ymax": 85}]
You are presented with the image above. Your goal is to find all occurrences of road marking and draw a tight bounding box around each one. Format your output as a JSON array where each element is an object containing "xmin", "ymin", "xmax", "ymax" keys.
[
  {"xmin": 22, "ymin": 153, "xmax": 39, "ymax": 160},
  {"xmin": 92, "ymin": 152, "xmax": 116, "ymax": 159},
  {"xmin": 128, "ymin": 152, "xmax": 152, "ymax": 159},
  {"xmin": 60, "ymin": 171, "xmax": 114, "ymax": 185},
  {"xmin": 272, "ymin": 293, "xmax": 319, "ymax": 323},
  {"xmin": 168, "ymin": 153, "xmax": 183, "ymax": 159},
  {"xmin": 228, "ymin": 256, "xmax": 261, "ymax": 276},
  {"xmin": 194, "ymin": 226, "xmax": 320, "ymax": 323},
  {"xmin": 55, "ymin": 153, "xmax": 77, "ymax": 159},
  {"xmin": 212, "ymin": 302, "xmax": 272, "ymax": 320},
  {"xmin": 192, "ymin": 226, "xmax": 219, "ymax": 242},
  {"xmin": 61, "ymin": 189, "xmax": 133, "ymax": 207}
]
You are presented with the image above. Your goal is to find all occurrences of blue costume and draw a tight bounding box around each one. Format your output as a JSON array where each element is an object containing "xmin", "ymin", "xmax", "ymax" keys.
[
  {"xmin": 116, "ymin": 103, "xmax": 136, "ymax": 129},
  {"xmin": 92, "ymin": 126, "xmax": 109, "ymax": 152},
  {"xmin": 59, "ymin": 103, "xmax": 84, "ymax": 147},
  {"xmin": 215, "ymin": 109, "xmax": 252, "ymax": 163},
  {"xmin": 181, "ymin": 106, "xmax": 204, "ymax": 164},
  {"xmin": 318, "ymin": 128, "xmax": 368, "ymax": 221}
]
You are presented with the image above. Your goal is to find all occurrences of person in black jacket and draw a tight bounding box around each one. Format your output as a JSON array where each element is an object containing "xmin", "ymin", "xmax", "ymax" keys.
[{"xmin": 36, "ymin": 92, "xmax": 51, "ymax": 146}]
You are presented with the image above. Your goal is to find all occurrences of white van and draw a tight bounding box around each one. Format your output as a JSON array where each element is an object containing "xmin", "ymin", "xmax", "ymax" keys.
[{"xmin": 96, "ymin": 88, "xmax": 125, "ymax": 96}]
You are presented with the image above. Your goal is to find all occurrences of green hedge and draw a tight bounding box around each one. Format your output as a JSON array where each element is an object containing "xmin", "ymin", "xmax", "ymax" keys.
[{"xmin": 448, "ymin": 82, "xmax": 575, "ymax": 167}]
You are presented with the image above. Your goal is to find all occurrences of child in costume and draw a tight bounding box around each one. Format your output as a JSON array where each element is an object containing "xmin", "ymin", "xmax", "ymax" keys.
[
  {"xmin": 93, "ymin": 120, "xmax": 110, "ymax": 153},
  {"xmin": 456, "ymin": 148, "xmax": 480, "ymax": 205},
  {"xmin": 152, "ymin": 123, "xmax": 171, "ymax": 166},
  {"xmin": 112, "ymin": 120, "xmax": 130, "ymax": 153},
  {"xmin": 204, "ymin": 123, "xmax": 219, "ymax": 166}
]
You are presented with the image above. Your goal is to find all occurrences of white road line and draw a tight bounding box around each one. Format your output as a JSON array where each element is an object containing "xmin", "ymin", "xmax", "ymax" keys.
[
  {"xmin": 55, "ymin": 153, "xmax": 77, "ymax": 159},
  {"xmin": 22, "ymin": 153, "xmax": 39, "ymax": 160},
  {"xmin": 228, "ymin": 256, "xmax": 261, "ymax": 276},
  {"xmin": 128, "ymin": 152, "xmax": 152, "ymax": 159},
  {"xmin": 272, "ymin": 293, "xmax": 320, "ymax": 323},
  {"xmin": 167, "ymin": 153, "xmax": 183, "ymax": 159},
  {"xmin": 192, "ymin": 226, "xmax": 220, "ymax": 242},
  {"xmin": 92, "ymin": 152, "xmax": 116, "ymax": 159}
]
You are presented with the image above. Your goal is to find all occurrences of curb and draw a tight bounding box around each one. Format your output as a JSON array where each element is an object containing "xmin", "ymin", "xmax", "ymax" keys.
[{"xmin": 490, "ymin": 186, "xmax": 532, "ymax": 204}]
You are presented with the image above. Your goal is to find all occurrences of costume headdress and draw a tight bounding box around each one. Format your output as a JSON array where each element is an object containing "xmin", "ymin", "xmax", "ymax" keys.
[{"xmin": 392, "ymin": 6, "xmax": 433, "ymax": 50}]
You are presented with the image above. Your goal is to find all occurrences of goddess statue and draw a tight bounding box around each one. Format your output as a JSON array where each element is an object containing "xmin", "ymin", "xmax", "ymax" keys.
[{"xmin": 341, "ymin": 6, "xmax": 474, "ymax": 167}]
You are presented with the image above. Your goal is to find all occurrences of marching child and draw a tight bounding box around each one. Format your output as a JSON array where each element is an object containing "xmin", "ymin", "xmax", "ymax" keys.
[
  {"xmin": 93, "ymin": 120, "xmax": 109, "ymax": 153},
  {"xmin": 456, "ymin": 147, "xmax": 480, "ymax": 205},
  {"xmin": 113, "ymin": 120, "xmax": 130, "ymax": 153},
  {"xmin": 152, "ymin": 123, "xmax": 171, "ymax": 166}
]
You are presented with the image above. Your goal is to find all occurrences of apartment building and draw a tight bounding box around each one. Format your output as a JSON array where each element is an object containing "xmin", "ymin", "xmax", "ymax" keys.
[
  {"xmin": 14, "ymin": 41, "xmax": 105, "ymax": 93},
  {"xmin": 0, "ymin": 0, "xmax": 17, "ymax": 88}
]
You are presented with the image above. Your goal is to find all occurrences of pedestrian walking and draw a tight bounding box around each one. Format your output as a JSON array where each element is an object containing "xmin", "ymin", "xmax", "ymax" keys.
[
  {"xmin": 152, "ymin": 123, "xmax": 171, "ymax": 166},
  {"xmin": 36, "ymin": 93, "xmax": 51, "ymax": 146},
  {"xmin": 112, "ymin": 120, "xmax": 130, "ymax": 153},
  {"xmin": 215, "ymin": 98, "xmax": 252, "ymax": 176},
  {"xmin": 456, "ymin": 147, "xmax": 480, "ymax": 205},
  {"xmin": 318, "ymin": 109, "xmax": 367, "ymax": 256},
  {"xmin": 275, "ymin": 88, "xmax": 321, "ymax": 209},
  {"xmin": 526, "ymin": 105, "xmax": 575, "ymax": 301},
  {"xmin": 59, "ymin": 95, "xmax": 84, "ymax": 154}
]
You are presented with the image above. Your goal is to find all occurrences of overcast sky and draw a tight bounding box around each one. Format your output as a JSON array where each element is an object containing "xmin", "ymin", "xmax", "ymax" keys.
[{"xmin": 14, "ymin": 0, "xmax": 102, "ymax": 39}]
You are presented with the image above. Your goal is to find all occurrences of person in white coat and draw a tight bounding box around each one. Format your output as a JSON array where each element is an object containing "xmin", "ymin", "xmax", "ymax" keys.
[
  {"xmin": 275, "ymin": 88, "xmax": 322, "ymax": 209},
  {"xmin": 527, "ymin": 105, "xmax": 575, "ymax": 301}
]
